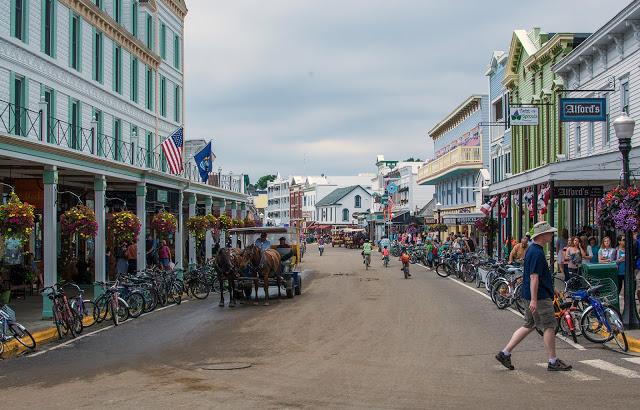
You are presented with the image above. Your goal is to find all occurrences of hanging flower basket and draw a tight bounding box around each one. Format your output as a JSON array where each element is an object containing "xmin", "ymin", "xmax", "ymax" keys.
[
  {"xmin": 110, "ymin": 211, "xmax": 141, "ymax": 244},
  {"xmin": 475, "ymin": 216, "xmax": 498, "ymax": 236},
  {"xmin": 597, "ymin": 185, "xmax": 640, "ymax": 231},
  {"xmin": 427, "ymin": 223, "xmax": 448, "ymax": 232},
  {"xmin": 0, "ymin": 192, "xmax": 35, "ymax": 244},
  {"xmin": 406, "ymin": 222, "xmax": 419, "ymax": 235},
  {"xmin": 60, "ymin": 205, "xmax": 98, "ymax": 239},
  {"xmin": 219, "ymin": 214, "xmax": 232, "ymax": 230},
  {"xmin": 232, "ymin": 218, "xmax": 245, "ymax": 228},
  {"xmin": 187, "ymin": 215, "xmax": 210, "ymax": 240},
  {"xmin": 150, "ymin": 210, "xmax": 178, "ymax": 240},
  {"xmin": 243, "ymin": 217, "xmax": 255, "ymax": 228},
  {"xmin": 205, "ymin": 214, "xmax": 219, "ymax": 230}
]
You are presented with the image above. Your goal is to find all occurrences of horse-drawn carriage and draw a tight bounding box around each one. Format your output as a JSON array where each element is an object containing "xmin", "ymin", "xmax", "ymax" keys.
[
  {"xmin": 215, "ymin": 227, "xmax": 303, "ymax": 306},
  {"xmin": 331, "ymin": 228, "xmax": 344, "ymax": 247}
]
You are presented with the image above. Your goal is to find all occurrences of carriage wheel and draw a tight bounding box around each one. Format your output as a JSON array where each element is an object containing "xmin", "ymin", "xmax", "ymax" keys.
[
  {"xmin": 295, "ymin": 276, "xmax": 302, "ymax": 295},
  {"xmin": 286, "ymin": 278, "xmax": 294, "ymax": 298}
]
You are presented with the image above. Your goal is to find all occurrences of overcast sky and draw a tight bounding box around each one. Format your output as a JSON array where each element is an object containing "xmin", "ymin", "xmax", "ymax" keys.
[{"xmin": 183, "ymin": 0, "xmax": 631, "ymax": 183}]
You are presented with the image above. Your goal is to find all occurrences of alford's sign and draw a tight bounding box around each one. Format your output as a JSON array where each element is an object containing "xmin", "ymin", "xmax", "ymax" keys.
[
  {"xmin": 553, "ymin": 186, "xmax": 603, "ymax": 199},
  {"xmin": 509, "ymin": 107, "xmax": 539, "ymax": 125},
  {"xmin": 559, "ymin": 98, "xmax": 606, "ymax": 122}
]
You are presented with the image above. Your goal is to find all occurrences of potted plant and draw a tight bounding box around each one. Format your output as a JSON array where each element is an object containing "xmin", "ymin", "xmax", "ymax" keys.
[
  {"xmin": 0, "ymin": 192, "xmax": 35, "ymax": 244},
  {"xmin": 475, "ymin": 216, "xmax": 498, "ymax": 236},
  {"xmin": 218, "ymin": 214, "xmax": 232, "ymax": 231},
  {"xmin": 60, "ymin": 205, "xmax": 99, "ymax": 239},
  {"xmin": 186, "ymin": 215, "xmax": 209, "ymax": 240}
]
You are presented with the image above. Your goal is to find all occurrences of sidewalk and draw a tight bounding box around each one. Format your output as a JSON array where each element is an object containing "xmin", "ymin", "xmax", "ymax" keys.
[{"xmin": 2, "ymin": 285, "xmax": 95, "ymax": 358}]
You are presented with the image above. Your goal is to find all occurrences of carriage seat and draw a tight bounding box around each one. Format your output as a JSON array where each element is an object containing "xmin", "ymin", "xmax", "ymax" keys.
[{"xmin": 275, "ymin": 248, "xmax": 294, "ymax": 262}]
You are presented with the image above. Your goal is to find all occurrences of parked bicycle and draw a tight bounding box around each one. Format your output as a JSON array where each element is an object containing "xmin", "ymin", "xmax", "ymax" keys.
[
  {"xmin": 0, "ymin": 303, "xmax": 35, "ymax": 357},
  {"xmin": 42, "ymin": 283, "xmax": 81, "ymax": 339}
]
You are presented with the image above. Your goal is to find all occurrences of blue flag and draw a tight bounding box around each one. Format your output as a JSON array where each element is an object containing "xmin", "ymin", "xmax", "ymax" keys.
[{"xmin": 194, "ymin": 141, "xmax": 212, "ymax": 183}]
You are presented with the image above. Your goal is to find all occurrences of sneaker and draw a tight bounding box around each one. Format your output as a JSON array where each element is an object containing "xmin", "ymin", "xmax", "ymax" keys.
[
  {"xmin": 548, "ymin": 359, "xmax": 572, "ymax": 372},
  {"xmin": 495, "ymin": 351, "xmax": 514, "ymax": 370}
]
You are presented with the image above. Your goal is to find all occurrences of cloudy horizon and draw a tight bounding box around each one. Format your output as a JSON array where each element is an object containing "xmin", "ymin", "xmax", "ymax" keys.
[{"xmin": 183, "ymin": 0, "xmax": 631, "ymax": 183}]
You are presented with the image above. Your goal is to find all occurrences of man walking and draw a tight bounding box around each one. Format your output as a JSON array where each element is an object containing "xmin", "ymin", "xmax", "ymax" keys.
[{"xmin": 496, "ymin": 221, "xmax": 572, "ymax": 372}]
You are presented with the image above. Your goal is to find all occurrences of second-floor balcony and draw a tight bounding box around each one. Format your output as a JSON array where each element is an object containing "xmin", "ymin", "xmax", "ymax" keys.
[{"xmin": 417, "ymin": 146, "xmax": 482, "ymax": 185}]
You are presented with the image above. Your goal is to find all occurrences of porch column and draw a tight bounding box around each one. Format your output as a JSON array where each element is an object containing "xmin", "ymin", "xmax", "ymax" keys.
[
  {"xmin": 533, "ymin": 184, "xmax": 539, "ymax": 222},
  {"xmin": 136, "ymin": 183, "xmax": 147, "ymax": 271},
  {"xmin": 518, "ymin": 189, "xmax": 523, "ymax": 239},
  {"xmin": 175, "ymin": 192, "xmax": 184, "ymax": 270},
  {"xmin": 230, "ymin": 202, "xmax": 238, "ymax": 246},
  {"xmin": 218, "ymin": 200, "xmax": 226, "ymax": 247},
  {"xmin": 42, "ymin": 166, "xmax": 58, "ymax": 318},
  {"xmin": 205, "ymin": 196, "xmax": 212, "ymax": 260},
  {"xmin": 188, "ymin": 193, "xmax": 196, "ymax": 266},
  {"xmin": 497, "ymin": 197, "xmax": 502, "ymax": 260},
  {"xmin": 241, "ymin": 202, "xmax": 247, "ymax": 220},
  {"xmin": 93, "ymin": 176, "xmax": 107, "ymax": 298}
]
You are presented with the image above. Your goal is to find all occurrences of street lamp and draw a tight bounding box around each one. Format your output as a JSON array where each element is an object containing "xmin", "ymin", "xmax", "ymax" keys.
[
  {"xmin": 435, "ymin": 201, "xmax": 442, "ymax": 242},
  {"xmin": 613, "ymin": 113, "xmax": 640, "ymax": 329}
]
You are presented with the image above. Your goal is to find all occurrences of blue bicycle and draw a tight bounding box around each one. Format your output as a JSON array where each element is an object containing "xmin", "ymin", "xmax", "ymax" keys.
[
  {"xmin": 572, "ymin": 284, "xmax": 628, "ymax": 351},
  {"xmin": 0, "ymin": 304, "xmax": 35, "ymax": 356}
]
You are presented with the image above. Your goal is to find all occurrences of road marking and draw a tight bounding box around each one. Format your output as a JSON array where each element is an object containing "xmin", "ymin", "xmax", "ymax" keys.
[
  {"xmin": 28, "ymin": 299, "xmax": 189, "ymax": 358},
  {"xmin": 493, "ymin": 365, "xmax": 543, "ymax": 383},
  {"xmin": 535, "ymin": 363, "xmax": 599, "ymax": 380},
  {"xmin": 622, "ymin": 357, "xmax": 640, "ymax": 365},
  {"xmin": 581, "ymin": 359, "xmax": 640, "ymax": 378},
  {"xmin": 416, "ymin": 264, "xmax": 585, "ymax": 351}
]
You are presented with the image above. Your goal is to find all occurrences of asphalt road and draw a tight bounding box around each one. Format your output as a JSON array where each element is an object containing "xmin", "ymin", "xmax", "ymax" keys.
[{"xmin": 2, "ymin": 246, "xmax": 640, "ymax": 408}]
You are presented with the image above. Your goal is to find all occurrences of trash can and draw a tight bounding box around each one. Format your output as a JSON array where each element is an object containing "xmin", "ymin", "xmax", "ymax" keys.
[{"xmin": 581, "ymin": 263, "xmax": 620, "ymax": 311}]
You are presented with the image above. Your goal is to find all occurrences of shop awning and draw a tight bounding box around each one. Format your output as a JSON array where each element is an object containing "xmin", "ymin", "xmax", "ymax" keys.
[
  {"xmin": 441, "ymin": 212, "xmax": 485, "ymax": 225},
  {"xmin": 316, "ymin": 225, "xmax": 332, "ymax": 229}
]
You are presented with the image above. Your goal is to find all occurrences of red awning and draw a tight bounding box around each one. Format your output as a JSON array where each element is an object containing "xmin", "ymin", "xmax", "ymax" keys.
[{"xmin": 317, "ymin": 225, "xmax": 332, "ymax": 229}]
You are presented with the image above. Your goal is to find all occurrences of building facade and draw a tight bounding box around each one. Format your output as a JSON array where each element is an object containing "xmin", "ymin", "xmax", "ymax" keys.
[
  {"xmin": 0, "ymin": 0, "xmax": 249, "ymax": 317},
  {"xmin": 417, "ymin": 95, "xmax": 489, "ymax": 235},
  {"xmin": 265, "ymin": 174, "xmax": 290, "ymax": 226},
  {"xmin": 315, "ymin": 185, "xmax": 372, "ymax": 227}
]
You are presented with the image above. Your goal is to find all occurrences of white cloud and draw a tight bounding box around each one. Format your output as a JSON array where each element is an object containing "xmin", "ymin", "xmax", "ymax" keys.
[{"xmin": 184, "ymin": 0, "xmax": 630, "ymax": 180}]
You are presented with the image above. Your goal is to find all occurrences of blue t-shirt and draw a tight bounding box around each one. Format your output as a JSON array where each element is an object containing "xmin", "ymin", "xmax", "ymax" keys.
[{"xmin": 521, "ymin": 243, "xmax": 554, "ymax": 300}]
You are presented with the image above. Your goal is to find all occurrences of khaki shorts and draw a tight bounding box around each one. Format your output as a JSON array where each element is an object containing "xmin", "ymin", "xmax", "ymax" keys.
[{"xmin": 523, "ymin": 298, "xmax": 556, "ymax": 331}]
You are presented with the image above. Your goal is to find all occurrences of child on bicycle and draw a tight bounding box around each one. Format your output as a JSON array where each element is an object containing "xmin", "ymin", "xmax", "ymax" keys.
[
  {"xmin": 382, "ymin": 246, "xmax": 390, "ymax": 264},
  {"xmin": 399, "ymin": 247, "xmax": 411, "ymax": 277}
]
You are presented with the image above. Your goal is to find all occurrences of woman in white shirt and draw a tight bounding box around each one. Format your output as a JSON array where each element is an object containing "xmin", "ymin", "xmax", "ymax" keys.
[{"xmin": 598, "ymin": 236, "xmax": 616, "ymax": 263}]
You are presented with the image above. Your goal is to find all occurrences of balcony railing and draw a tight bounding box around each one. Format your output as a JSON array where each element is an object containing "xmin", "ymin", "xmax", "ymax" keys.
[
  {"xmin": 418, "ymin": 146, "xmax": 482, "ymax": 183},
  {"xmin": 0, "ymin": 99, "xmax": 244, "ymax": 194}
]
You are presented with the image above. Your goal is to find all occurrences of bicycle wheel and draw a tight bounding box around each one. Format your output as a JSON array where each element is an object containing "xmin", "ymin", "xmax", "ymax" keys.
[
  {"xmin": 157, "ymin": 285, "xmax": 169, "ymax": 307},
  {"xmin": 191, "ymin": 280, "xmax": 210, "ymax": 299},
  {"xmin": 53, "ymin": 304, "xmax": 66, "ymax": 339},
  {"xmin": 513, "ymin": 284, "xmax": 527, "ymax": 315},
  {"xmin": 558, "ymin": 302, "xmax": 582, "ymax": 339},
  {"xmin": 465, "ymin": 268, "xmax": 476, "ymax": 284},
  {"xmin": 604, "ymin": 306, "xmax": 628, "ymax": 351},
  {"xmin": 8, "ymin": 322, "xmax": 36, "ymax": 349},
  {"xmin": 142, "ymin": 288, "xmax": 158, "ymax": 312},
  {"xmin": 475, "ymin": 267, "xmax": 482, "ymax": 288},
  {"xmin": 580, "ymin": 305, "xmax": 612, "ymax": 343},
  {"xmin": 109, "ymin": 299, "xmax": 118, "ymax": 326},
  {"xmin": 170, "ymin": 283, "xmax": 182, "ymax": 305},
  {"xmin": 126, "ymin": 292, "xmax": 145, "ymax": 318},
  {"xmin": 71, "ymin": 308, "xmax": 83, "ymax": 335},
  {"xmin": 94, "ymin": 295, "xmax": 109, "ymax": 323},
  {"xmin": 435, "ymin": 262, "xmax": 449, "ymax": 277},
  {"xmin": 64, "ymin": 305, "xmax": 77, "ymax": 339},
  {"xmin": 78, "ymin": 300, "xmax": 99, "ymax": 328},
  {"xmin": 492, "ymin": 280, "xmax": 510, "ymax": 309},
  {"xmin": 403, "ymin": 265, "xmax": 408, "ymax": 279},
  {"xmin": 117, "ymin": 297, "xmax": 130, "ymax": 322}
]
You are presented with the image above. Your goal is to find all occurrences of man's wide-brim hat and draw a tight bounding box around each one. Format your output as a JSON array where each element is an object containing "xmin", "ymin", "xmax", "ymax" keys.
[{"xmin": 531, "ymin": 221, "xmax": 557, "ymax": 239}]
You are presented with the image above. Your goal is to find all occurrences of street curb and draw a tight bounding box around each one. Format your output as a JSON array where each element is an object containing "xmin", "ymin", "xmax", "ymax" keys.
[
  {"xmin": 626, "ymin": 334, "xmax": 640, "ymax": 353},
  {"xmin": 2, "ymin": 326, "xmax": 58, "ymax": 359}
]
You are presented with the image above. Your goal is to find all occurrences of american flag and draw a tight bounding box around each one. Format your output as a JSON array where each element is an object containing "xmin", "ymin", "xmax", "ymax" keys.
[{"xmin": 161, "ymin": 127, "xmax": 183, "ymax": 174}]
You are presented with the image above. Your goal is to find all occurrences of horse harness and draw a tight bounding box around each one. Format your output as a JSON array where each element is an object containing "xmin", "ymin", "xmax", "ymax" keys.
[{"xmin": 249, "ymin": 245, "xmax": 278, "ymax": 276}]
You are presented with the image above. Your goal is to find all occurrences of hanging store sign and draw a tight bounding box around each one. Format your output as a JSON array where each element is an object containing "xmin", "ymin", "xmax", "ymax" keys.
[
  {"xmin": 442, "ymin": 213, "xmax": 485, "ymax": 225},
  {"xmin": 559, "ymin": 98, "xmax": 606, "ymax": 122},
  {"xmin": 509, "ymin": 107, "xmax": 539, "ymax": 126},
  {"xmin": 553, "ymin": 186, "xmax": 603, "ymax": 199},
  {"xmin": 157, "ymin": 189, "xmax": 168, "ymax": 203}
]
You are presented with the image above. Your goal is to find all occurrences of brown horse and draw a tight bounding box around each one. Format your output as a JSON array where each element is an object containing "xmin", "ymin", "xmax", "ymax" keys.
[
  {"xmin": 243, "ymin": 243, "xmax": 282, "ymax": 306},
  {"xmin": 214, "ymin": 247, "xmax": 247, "ymax": 307}
]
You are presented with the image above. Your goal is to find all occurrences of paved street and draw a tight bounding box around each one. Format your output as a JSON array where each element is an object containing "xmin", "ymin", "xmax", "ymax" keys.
[{"xmin": 2, "ymin": 247, "xmax": 640, "ymax": 408}]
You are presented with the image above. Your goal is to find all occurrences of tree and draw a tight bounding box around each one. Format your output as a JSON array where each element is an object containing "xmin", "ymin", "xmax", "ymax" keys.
[
  {"xmin": 404, "ymin": 157, "xmax": 423, "ymax": 162},
  {"xmin": 256, "ymin": 174, "xmax": 276, "ymax": 190}
]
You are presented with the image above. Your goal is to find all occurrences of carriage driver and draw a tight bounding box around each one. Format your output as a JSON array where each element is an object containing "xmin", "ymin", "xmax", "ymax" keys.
[{"xmin": 255, "ymin": 232, "xmax": 271, "ymax": 250}]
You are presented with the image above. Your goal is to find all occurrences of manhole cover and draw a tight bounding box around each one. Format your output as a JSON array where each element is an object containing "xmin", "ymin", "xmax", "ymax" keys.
[{"xmin": 197, "ymin": 362, "xmax": 252, "ymax": 371}]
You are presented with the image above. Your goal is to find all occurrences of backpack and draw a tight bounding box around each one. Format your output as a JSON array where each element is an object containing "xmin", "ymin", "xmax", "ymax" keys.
[
  {"xmin": 401, "ymin": 253, "xmax": 410, "ymax": 262},
  {"xmin": 432, "ymin": 245, "xmax": 438, "ymax": 256}
]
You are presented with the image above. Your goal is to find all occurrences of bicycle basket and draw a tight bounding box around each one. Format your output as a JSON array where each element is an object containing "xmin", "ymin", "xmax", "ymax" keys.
[
  {"xmin": 0, "ymin": 304, "xmax": 16, "ymax": 322},
  {"xmin": 584, "ymin": 276, "xmax": 618, "ymax": 305}
]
